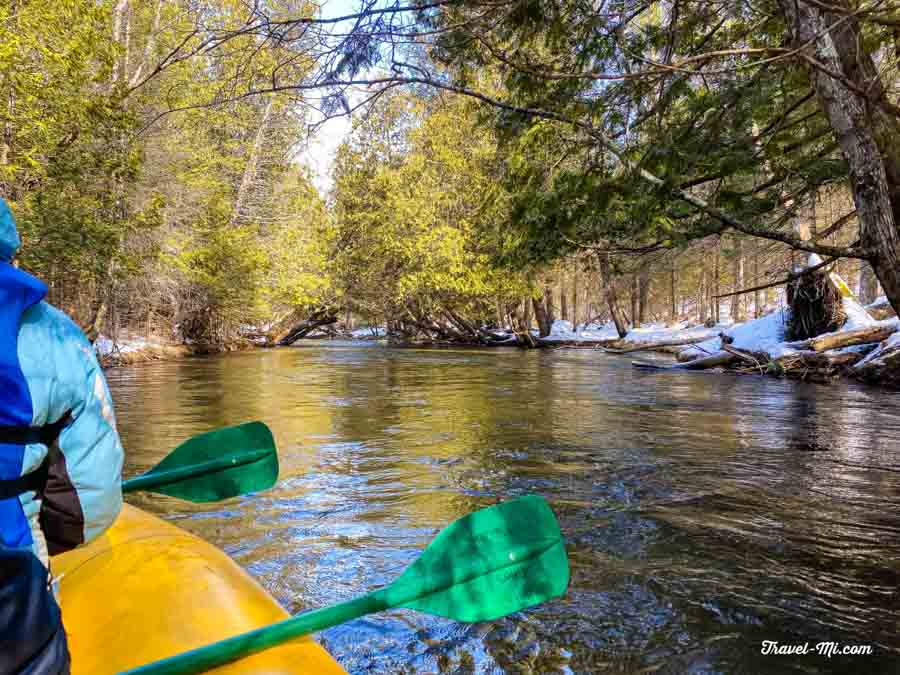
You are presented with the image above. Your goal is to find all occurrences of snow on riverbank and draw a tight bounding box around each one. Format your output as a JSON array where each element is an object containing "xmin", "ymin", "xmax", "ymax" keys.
[
  {"xmin": 679, "ymin": 295, "xmax": 884, "ymax": 361},
  {"xmin": 623, "ymin": 321, "xmax": 726, "ymax": 345},
  {"xmin": 350, "ymin": 325, "xmax": 386, "ymax": 338},
  {"xmin": 94, "ymin": 334, "xmax": 188, "ymax": 366},
  {"xmin": 539, "ymin": 285, "xmax": 888, "ymax": 364},
  {"xmin": 540, "ymin": 319, "xmax": 726, "ymax": 344},
  {"xmin": 853, "ymin": 323, "xmax": 900, "ymax": 370},
  {"xmin": 679, "ymin": 310, "xmax": 793, "ymax": 360},
  {"xmin": 94, "ymin": 335, "xmax": 169, "ymax": 356},
  {"xmin": 539, "ymin": 318, "xmax": 727, "ymax": 346},
  {"xmin": 540, "ymin": 320, "xmax": 619, "ymax": 342}
]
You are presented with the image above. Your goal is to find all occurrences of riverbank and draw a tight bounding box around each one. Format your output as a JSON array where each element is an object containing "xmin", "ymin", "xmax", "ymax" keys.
[
  {"xmin": 96, "ymin": 298, "xmax": 900, "ymax": 387},
  {"xmin": 94, "ymin": 334, "xmax": 254, "ymax": 368},
  {"xmin": 593, "ymin": 300, "xmax": 900, "ymax": 387}
]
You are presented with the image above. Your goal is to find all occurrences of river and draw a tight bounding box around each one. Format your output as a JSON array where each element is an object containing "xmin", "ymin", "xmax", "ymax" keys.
[{"xmin": 105, "ymin": 343, "xmax": 900, "ymax": 674}]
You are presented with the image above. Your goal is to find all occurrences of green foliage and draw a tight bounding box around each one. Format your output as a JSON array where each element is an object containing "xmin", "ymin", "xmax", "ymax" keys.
[
  {"xmin": 0, "ymin": 0, "xmax": 148, "ymax": 281},
  {"xmin": 332, "ymin": 93, "xmax": 530, "ymax": 325},
  {"xmin": 426, "ymin": 0, "xmax": 875, "ymax": 273},
  {"xmin": 1, "ymin": 0, "xmax": 330, "ymax": 344}
]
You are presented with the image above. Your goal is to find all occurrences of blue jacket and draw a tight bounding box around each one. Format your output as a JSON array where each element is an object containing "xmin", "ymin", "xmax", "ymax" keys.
[{"xmin": 0, "ymin": 199, "xmax": 123, "ymax": 556}]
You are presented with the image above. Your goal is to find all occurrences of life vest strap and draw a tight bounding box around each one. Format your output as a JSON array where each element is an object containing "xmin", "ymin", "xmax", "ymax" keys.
[{"xmin": 0, "ymin": 415, "xmax": 70, "ymax": 500}]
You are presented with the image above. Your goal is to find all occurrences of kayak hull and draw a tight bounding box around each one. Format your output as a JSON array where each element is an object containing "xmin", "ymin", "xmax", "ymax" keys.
[{"xmin": 51, "ymin": 504, "xmax": 345, "ymax": 674}]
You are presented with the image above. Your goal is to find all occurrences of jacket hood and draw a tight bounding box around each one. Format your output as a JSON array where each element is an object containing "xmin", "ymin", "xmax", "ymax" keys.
[{"xmin": 0, "ymin": 199, "xmax": 19, "ymax": 262}]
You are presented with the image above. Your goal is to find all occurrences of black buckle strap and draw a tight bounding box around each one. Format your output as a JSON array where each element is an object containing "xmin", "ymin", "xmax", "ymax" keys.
[
  {"xmin": 0, "ymin": 461, "xmax": 49, "ymax": 500},
  {"xmin": 0, "ymin": 425, "xmax": 57, "ymax": 446},
  {"xmin": 0, "ymin": 414, "xmax": 70, "ymax": 500}
]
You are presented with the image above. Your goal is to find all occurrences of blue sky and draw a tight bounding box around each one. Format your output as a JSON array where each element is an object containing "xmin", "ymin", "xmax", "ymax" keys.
[{"xmin": 299, "ymin": 0, "xmax": 364, "ymax": 194}]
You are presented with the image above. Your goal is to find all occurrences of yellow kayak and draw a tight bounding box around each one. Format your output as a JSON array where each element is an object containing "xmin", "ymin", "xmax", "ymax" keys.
[{"xmin": 51, "ymin": 504, "xmax": 346, "ymax": 675}]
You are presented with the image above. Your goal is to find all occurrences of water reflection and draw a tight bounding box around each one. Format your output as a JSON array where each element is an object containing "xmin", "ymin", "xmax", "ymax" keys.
[{"xmin": 106, "ymin": 344, "xmax": 900, "ymax": 674}]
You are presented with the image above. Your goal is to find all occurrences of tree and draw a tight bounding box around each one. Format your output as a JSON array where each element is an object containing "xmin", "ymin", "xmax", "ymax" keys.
[
  {"xmin": 2, "ymin": 0, "xmax": 330, "ymax": 346},
  {"xmin": 331, "ymin": 92, "xmax": 530, "ymax": 338},
  {"xmin": 189, "ymin": 0, "xmax": 900, "ymax": 315}
]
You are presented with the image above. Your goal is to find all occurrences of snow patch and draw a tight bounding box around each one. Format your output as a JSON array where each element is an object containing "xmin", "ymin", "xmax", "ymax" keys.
[
  {"xmin": 542, "ymin": 319, "xmax": 729, "ymax": 345},
  {"xmin": 94, "ymin": 335, "xmax": 115, "ymax": 357},
  {"xmin": 854, "ymin": 322, "xmax": 900, "ymax": 369},
  {"xmin": 540, "ymin": 320, "xmax": 621, "ymax": 342},
  {"xmin": 841, "ymin": 296, "xmax": 878, "ymax": 331},
  {"xmin": 93, "ymin": 334, "xmax": 168, "ymax": 356},
  {"xmin": 624, "ymin": 322, "xmax": 725, "ymax": 344},
  {"xmin": 680, "ymin": 309, "xmax": 793, "ymax": 360},
  {"xmin": 550, "ymin": 319, "xmax": 573, "ymax": 335},
  {"xmin": 351, "ymin": 326, "xmax": 386, "ymax": 338}
]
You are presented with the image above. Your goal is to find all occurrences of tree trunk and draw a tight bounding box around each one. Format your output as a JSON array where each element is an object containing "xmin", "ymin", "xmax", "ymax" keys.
[
  {"xmin": 1, "ymin": 0, "xmax": 15, "ymax": 181},
  {"xmin": 559, "ymin": 279, "xmax": 568, "ymax": 322},
  {"xmin": 673, "ymin": 351, "xmax": 737, "ymax": 370},
  {"xmin": 670, "ymin": 258, "xmax": 677, "ymax": 322},
  {"xmin": 571, "ymin": 270, "xmax": 578, "ymax": 328},
  {"xmin": 630, "ymin": 274, "xmax": 639, "ymax": 327},
  {"xmin": 231, "ymin": 99, "xmax": 275, "ymax": 226},
  {"xmin": 713, "ymin": 243, "xmax": 720, "ymax": 323},
  {"xmin": 544, "ymin": 284, "xmax": 556, "ymax": 326},
  {"xmin": 777, "ymin": 0, "xmax": 900, "ymax": 317},
  {"xmin": 859, "ymin": 263, "xmax": 880, "ymax": 304},
  {"xmin": 109, "ymin": 0, "xmax": 133, "ymax": 92},
  {"xmin": 753, "ymin": 243, "xmax": 762, "ymax": 317},
  {"xmin": 129, "ymin": 0, "xmax": 165, "ymax": 88},
  {"xmin": 532, "ymin": 296, "xmax": 552, "ymax": 337},
  {"xmin": 787, "ymin": 323, "xmax": 898, "ymax": 352},
  {"xmin": 607, "ymin": 334, "xmax": 720, "ymax": 353},
  {"xmin": 598, "ymin": 251, "xmax": 628, "ymax": 338},
  {"xmin": 698, "ymin": 268, "xmax": 707, "ymax": 324},
  {"xmin": 276, "ymin": 311, "xmax": 338, "ymax": 346},
  {"xmin": 638, "ymin": 266, "xmax": 650, "ymax": 325},
  {"xmin": 731, "ymin": 237, "xmax": 745, "ymax": 322}
]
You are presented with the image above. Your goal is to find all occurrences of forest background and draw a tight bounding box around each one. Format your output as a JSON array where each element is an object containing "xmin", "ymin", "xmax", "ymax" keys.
[{"xmin": 3, "ymin": 0, "xmax": 898, "ymax": 349}]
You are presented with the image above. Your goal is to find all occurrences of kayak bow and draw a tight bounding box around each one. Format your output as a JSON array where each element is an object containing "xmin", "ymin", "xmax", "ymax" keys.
[{"xmin": 51, "ymin": 505, "xmax": 345, "ymax": 675}]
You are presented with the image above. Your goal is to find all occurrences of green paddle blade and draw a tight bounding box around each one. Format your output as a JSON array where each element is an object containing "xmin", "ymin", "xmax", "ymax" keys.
[
  {"xmin": 386, "ymin": 494, "xmax": 569, "ymax": 621},
  {"xmin": 121, "ymin": 422, "xmax": 278, "ymax": 502},
  {"xmin": 120, "ymin": 495, "xmax": 568, "ymax": 675}
]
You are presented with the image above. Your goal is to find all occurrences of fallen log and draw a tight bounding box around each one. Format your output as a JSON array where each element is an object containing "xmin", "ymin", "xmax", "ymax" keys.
[
  {"xmin": 603, "ymin": 334, "xmax": 716, "ymax": 354},
  {"xmin": 721, "ymin": 345, "xmax": 769, "ymax": 370},
  {"xmin": 784, "ymin": 323, "xmax": 898, "ymax": 352},
  {"xmin": 276, "ymin": 312, "xmax": 339, "ymax": 346},
  {"xmin": 775, "ymin": 350, "xmax": 865, "ymax": 370},
  {"xmin": 478, "ymin": 329, "xmax": 518, "ymax": 345},
  {"xmin": 676, "ymin": 351, "xmax": 737, "ymax": 370},
  {"xmin": 854, "ymin": 341, "xmax": 900, "ymax": 386},
  {"xmin": 632, "ymin": 350, "xmax": 736, "ymax": 371}
]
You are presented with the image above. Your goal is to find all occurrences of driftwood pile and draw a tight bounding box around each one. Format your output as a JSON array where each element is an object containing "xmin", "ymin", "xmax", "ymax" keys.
[
  {"xmin": 633, "ymin": 322, "xmax": 899, "ymax": 385},
  {"xmin": 632, "ymin": 263, "xmax": 900, "ymax": 386}
]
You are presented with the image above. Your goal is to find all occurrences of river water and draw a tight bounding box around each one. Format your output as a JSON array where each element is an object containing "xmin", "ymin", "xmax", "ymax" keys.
[{"xmin": 105, "ymin": 343, "xmax": 900, "ymax": 674}]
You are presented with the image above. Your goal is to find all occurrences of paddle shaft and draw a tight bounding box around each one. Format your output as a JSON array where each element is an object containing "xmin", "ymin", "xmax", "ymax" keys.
[
  {"xmin": 122, "ymin": 591, "xmax": 388, "ymax": 675},
  {"xmin": 122, "ymin": 448, "xmax": 271, "ymax": 494}
]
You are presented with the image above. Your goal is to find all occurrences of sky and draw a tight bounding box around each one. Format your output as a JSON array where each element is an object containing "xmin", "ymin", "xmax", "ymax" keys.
[
  {"xmin": 299, "ymin": 114, "xmax": 352, "ymax": 195},
  {"xmin": 297, "ymin": 0, "xmax": 361, "ymax": 195}
]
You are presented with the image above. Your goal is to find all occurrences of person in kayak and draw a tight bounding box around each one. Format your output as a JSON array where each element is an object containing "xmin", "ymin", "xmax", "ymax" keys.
[{"xmin": 0, "ymin": 197, "xmax": 124, "ymax": 674}]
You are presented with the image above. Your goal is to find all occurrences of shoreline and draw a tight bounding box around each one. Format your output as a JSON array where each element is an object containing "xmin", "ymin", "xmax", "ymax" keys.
[
  {"xmin": 96, "ymin": 319, "xmax": 900, "ymax": 389},
  {"xmin": 95, "ymin": 336, "xmax": 255, "ymax": 369}
]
